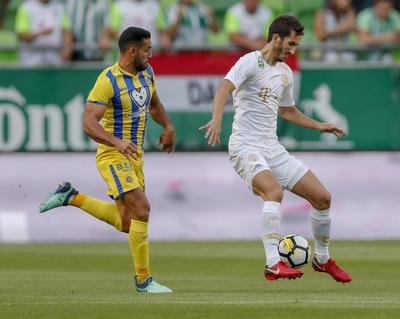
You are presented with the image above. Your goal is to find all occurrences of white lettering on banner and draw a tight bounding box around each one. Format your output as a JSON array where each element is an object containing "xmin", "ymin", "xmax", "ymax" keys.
[
  {"xmin": 0, "ymin": 103, "xmax": 26, "ymax": 151},
  {"xmin": 27, "ymin": 105, "xmax": 66, "ymax": 150},
  {"xmin": 187, "ymin": 81, "xmax": 215, "ymax": 105},
  {"xmin": 0, "ymin": 76, "xmax": 234, "ymax": 151},
  {"xmin": 65, "ymin": 94, "xmax": 91, "ymax": 151},
  {"xmin": 0, "ymin": 86, "xmax": 26, "ymax": 105},
  {"xmin": 157, "ymin": 76, "xmax": 233, "ymax": 111},
  {"xmin": 0, "ymin": 86, "xmax": 97, "ymax": 152}
]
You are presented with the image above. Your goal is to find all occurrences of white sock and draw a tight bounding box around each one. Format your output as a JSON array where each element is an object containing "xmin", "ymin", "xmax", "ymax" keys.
[
  {"xmin": 261, "ymin": 201, "xmax": 281, "ymax": 267},
  {"xmin": 311, "ymin": 208, "xmax": 331, "ymax": 264}
]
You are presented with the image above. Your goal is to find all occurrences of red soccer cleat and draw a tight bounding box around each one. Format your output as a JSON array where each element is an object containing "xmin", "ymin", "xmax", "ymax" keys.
[
  {"xmin": 312, "ymin": 257, "xmax": 352, "ymax": 283},
  {"xmin": 264, "ymin": 261, "xmax": 304, "ymax": 281}
]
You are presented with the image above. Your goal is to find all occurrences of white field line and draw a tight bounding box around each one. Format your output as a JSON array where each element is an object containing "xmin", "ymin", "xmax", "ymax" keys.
[{"xmin": 1, "ymin": 299, "xmax": 399, "ymax": 306}]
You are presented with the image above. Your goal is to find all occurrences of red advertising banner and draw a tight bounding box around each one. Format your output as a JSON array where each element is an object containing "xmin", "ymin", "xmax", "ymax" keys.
[{"xmin": 151, "ymin": 51, "xmax": 299, "ymax": 75}]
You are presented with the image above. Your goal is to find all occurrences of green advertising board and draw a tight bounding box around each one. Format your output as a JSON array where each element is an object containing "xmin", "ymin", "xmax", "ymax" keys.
[
  {"xmin": 0, "ymin": 65, "xmax": 399, "ymax": 152},
  {"xmin": 280, "ymin": 66, "xmax": 400, "ymax": 150}
]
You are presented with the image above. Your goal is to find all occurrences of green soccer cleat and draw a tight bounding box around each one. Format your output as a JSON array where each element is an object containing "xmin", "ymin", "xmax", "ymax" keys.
[
  {"xmin": 39, "ymin": 182, "xmax": 78, "ymax": 213},
  {"xmin": 134, "ymin": 276, "xmax": 172, "ymax": 293}
]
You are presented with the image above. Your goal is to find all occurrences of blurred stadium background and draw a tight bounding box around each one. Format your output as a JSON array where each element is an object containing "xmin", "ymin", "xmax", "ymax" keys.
[{"xmin": 1, "ymin": 0, "xmax": 400, "ymax": 318}]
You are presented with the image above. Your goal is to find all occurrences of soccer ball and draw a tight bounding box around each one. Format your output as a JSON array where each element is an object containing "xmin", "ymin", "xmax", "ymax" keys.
[{"xmin": 278, "ymin": 234, "xmax": 311, "ymax": 269}]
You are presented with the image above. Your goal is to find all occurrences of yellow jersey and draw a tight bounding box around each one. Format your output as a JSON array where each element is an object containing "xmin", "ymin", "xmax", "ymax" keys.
[{"xmin": 87, "ymin": 62, "xmax": 156, "ymax": 154}]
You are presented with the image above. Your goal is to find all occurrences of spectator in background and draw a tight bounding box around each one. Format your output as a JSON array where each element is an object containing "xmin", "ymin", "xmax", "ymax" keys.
[
  {"xmin": 357, "ymin": 0, "xmax": 400, "ymax": 61},
  {"xmin": 103, "ymin": 0, "xmax": 171, "ymax": 52},
  {"xmin": 2, "ymin": 0, "xmax": 22, "ymax": 30},
  {"xmin": 0, "ymin": 1, "xmax": 9, "ymax": 27},
  {"xmin": 15, "ymin": 0, "xmax": 73, "ymax": 66},
  {"xmin": 352, "ymin": 0, "xmax": 373, "ymax": 13},
  {"xmin": 351, "ymin": 0, "xmax": 400, "ymax": 12},
  {"xmin": 65, "ymin": 0, "xmax": 110, "ymax": 61},
  {"xmin": 224, "ymin": 0, "xmax": 273, "ymax": 51},
  {"xmin": 314, "ymin": 0, "xmax": 357, "ymax": 62},
  {"xmin": 0, "ymin": 0, "xmax": 17, "ymax": 63},
  {"xmin": 166, "ymin": 0, "xmax": 219, "ymax": 49},
  {"xmin": 0, "ymin": 20, "xmax": 18, "ymax": 63}
]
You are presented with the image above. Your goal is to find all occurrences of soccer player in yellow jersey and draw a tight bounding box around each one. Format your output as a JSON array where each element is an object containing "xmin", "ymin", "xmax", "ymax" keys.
[{"xmin": 39, "ymin": 27, "xmax": 175, "ymax": 293}]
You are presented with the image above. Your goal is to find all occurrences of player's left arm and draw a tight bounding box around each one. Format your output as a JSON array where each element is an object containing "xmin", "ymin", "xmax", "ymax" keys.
[
  {"xmin": 61, "ymin": 29, "xmax": 73, "ymax": 61},
  {"xmin": 61, "ymin": 9, "xmax": 73, "ymax": 61},
  {"xmin": 279, "ymin": 106, "xmax": 346, "ymax": 138},
  {"xmin": 149, "ymin": 90, "xmax": 176, "ymax": 153}
]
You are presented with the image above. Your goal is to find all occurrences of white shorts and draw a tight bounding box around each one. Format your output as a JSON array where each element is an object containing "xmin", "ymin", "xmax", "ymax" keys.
[{"xmin": 229, "ymin": 144, "xmax": 309, "ymax": 192}]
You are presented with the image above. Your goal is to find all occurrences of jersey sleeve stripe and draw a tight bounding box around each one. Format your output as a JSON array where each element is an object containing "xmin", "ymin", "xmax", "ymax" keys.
[
  {"xmin": 87, "ymin": 100, "xmax": 108, "ymax": 106},
  {"xmin": 106, "ymin": 70, "xmax": 123, "ymax": 139}
]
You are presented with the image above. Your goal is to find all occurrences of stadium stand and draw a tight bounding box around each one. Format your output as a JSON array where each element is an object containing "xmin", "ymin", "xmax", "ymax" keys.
[
  {"xmin": 289, "ymin": 0, "xmax": 324, "ymax": 44},
  {"xmin": 1, "ymin": 0, "xmax": 400, "ymax": 63}
]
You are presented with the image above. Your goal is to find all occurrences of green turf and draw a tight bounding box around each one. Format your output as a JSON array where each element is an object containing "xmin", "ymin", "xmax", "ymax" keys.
[{"xmin": 1, "ymin": 240, "xmax": 399, "ymax": 319}]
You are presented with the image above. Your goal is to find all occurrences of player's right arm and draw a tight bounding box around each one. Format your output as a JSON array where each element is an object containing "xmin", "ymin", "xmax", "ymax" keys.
[
  {"xmin": 200, "ymin": 52, "xmax": 256, "ymax": 146},
  {"xmin": 84, "ymin": 71, "xmax": 139, "ymax": 160},
  {"xmin": 199, "ymin": 79, "xmax": 235, "ymax": 146},
  {"xmin": 83, "ymin": 104, "xmax": 139, "ymax": 160}
]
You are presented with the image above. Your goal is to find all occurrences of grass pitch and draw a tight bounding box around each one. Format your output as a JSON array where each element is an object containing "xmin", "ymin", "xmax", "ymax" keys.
[{"xmin": 1, "ymin": 240, "xmax": 399, "ymax": 319}]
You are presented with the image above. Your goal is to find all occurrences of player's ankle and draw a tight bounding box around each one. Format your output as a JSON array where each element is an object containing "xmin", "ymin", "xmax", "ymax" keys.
[
  {"xmin": 315, "ymin": 254, "xmax": 329, "ymax": 264},
  {"xmin": 69, "ymin": 193, "xmax": 85, "ymax": 207},
  {"xmin": 266, "ymin": 257, "xmax": 281, "ymax": 268},
  {"xmin": 136, "ymin": 274, "xmax": 151, "ymax": 284}
]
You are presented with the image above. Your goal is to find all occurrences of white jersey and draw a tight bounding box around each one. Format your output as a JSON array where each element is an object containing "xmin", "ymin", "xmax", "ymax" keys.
[{"xmin": 225, "ymin": 51, "xmax": 295, "ymax": 155}]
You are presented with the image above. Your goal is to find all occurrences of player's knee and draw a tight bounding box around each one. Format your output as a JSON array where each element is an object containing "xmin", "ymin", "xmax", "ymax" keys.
[
  {"xmin": 257, "ymin": 188, "xmax": 284, "ymax": 202},
  {"xmin": 126, "ymin": 198, "xmax": 150, "ymax": 222},
  {"xmin": 270, "ymin": 189, "xmax": 284, "ymax": 202},
  {"xmin": 120, "ymin": 218, "xmax": 132, "ymax": 233},
  {"xmin": 120, "ymin": 202, "xmax": 150, "ymax": 232},
  {"xmin": 134, "ymin": 200, "xmax": 150, "ymax": 222},
  {"xmin": 119, "ymin": 197, "xmax": 150, "ymax": 232},
  {"xmin": 314, "ymin": 191, "xmax": 331, "ymax": 210}
]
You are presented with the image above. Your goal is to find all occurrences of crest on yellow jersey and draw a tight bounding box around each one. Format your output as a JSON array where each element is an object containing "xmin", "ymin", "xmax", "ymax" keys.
[{"xmin": 130, "ymin": 87, "xmax": 148, "ymax": 108}]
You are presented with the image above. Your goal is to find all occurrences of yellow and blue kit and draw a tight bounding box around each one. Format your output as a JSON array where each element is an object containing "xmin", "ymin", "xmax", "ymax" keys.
[{"xmin": 87, "ymin": 63, "xmax": 156, "ymax": 199}]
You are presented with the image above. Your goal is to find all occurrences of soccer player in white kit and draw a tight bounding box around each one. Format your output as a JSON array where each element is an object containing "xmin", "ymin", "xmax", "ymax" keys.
[{"xmin": 200, "ymin": 15, "xmax": 352, "ymax": 283}]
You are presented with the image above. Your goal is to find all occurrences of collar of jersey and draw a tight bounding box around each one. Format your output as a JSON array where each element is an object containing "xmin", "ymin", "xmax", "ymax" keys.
[
  {"xmin": 257, "ymin": 51, "xmax": 278, "ymax": 69},
  {"xmin": 117, "ymin": 63, "xmax": 138, "ymax": 78}
]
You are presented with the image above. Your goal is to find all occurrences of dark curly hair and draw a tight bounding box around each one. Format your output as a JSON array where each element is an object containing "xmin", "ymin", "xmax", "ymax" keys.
[
  {"xmin": 118, "ymin": 27, "xmax": 151, "ymax": 52},
  {"xmin": 267, "ymin": 15, "xmax": 304, "ymax": 42}
]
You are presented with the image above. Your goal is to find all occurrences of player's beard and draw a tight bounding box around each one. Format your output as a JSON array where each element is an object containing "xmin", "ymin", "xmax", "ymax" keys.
[
  {"xmin": 275, "ymin": 43, "xmax": 285, "ymax": 62},
  {"xmin": 133, "ymin": 56, "xmax": 148, "ymax": 72},
  {"xmin": 276, "ymin": 43, "xmax": 287, "ymax": 62}
]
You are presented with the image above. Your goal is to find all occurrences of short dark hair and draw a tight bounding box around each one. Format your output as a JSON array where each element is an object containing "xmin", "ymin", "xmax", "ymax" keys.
[
  {"xmin": 267, "ymin": 15, "xmax": 304, "ymax": 42},
  {"xmin": 118, "ymin": 27, "xmax": 151, "ymax": 52}
]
